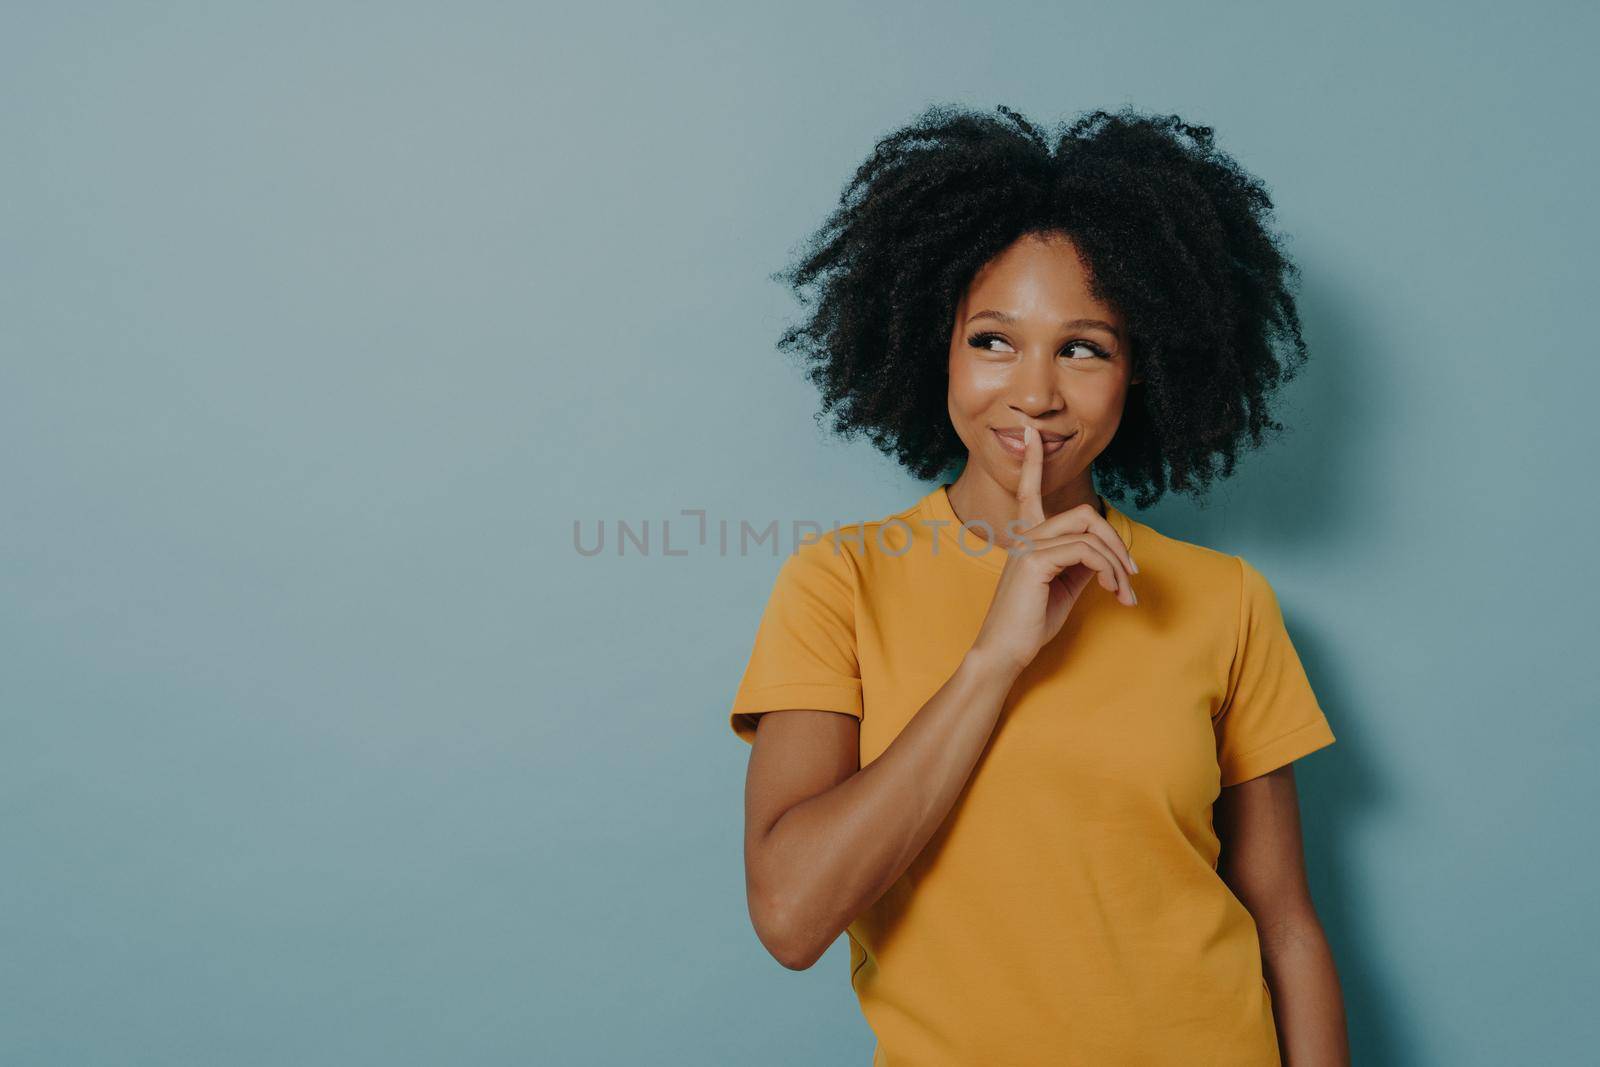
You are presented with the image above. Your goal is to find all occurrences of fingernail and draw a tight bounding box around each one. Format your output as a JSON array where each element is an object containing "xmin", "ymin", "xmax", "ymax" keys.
[{"xmin": 1130, "ymin": 558, "xmax": 1140, "ymax": 574}]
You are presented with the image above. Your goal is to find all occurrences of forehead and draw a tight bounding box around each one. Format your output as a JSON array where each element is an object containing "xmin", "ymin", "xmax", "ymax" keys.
[{"xmin": 961, "ymin": 232, "xmax": 1117, "ymax": 321}]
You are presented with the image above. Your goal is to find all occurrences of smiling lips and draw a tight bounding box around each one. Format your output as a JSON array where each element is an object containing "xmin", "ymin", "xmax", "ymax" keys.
[{"xmin": 992, "ymin": 427, "xmax": 1074, "ymax": 458}]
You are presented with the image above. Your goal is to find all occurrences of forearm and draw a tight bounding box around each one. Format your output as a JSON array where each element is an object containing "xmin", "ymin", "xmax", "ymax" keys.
[
  {"xmin": 755, "ymin": 647, "xmax": 1021, "ymax": 968},
  {"xmin": 1261, "ymin": 914, "xmax": 1350, "ymax": 1067}
]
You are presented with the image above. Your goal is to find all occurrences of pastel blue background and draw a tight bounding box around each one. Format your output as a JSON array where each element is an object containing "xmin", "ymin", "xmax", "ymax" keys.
[{"xmin": 4, "ymin": 2, "xmax": 1594, "ymax": 1064}]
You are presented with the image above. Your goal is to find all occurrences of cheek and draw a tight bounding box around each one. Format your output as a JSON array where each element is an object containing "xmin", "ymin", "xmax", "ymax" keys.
[
  {"xmin": 1079, "ymin": 381, "xmax": 1131, "ymax": 436},
  {"xmin": 945, "ymin": 358, "xmax": 993, "ymax": 428},
  {"xmin": 947, "ymin": 354, "xmax": 1004, "ymax": 408}
]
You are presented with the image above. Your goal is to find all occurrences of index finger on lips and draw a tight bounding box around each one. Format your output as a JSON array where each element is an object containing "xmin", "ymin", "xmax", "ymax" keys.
[{"xmin": 1016, "ymin": 426, "xmax": 1047, "ymax": 530}]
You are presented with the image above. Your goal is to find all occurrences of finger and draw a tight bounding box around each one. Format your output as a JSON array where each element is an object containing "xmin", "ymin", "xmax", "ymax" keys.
[
  {"xmin": 1027, "ymin": 539, "xmax": 1134, "ymax": 605},
  {"xmin": 1016, "ymin": 499, "xmax": 1137, "ymax": 577},
  {"xmin": 1019, "ymin": 538, "xmax": 1119, "ymax": 601},
  {"xmin": 1015, "ymin": 426, "xmax": 1046, "ymax": 530},
  {"xmin": 1025, "ymin": 533, "xmax": 1136, "ymax": 605}
]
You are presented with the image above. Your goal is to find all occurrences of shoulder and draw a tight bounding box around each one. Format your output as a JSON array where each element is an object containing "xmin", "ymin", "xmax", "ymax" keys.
[
  {"xmin": 1124, "ymin": 517, "xmax": 1244, "ymax": 594},
  {"xmin": 1125, "ymin": 516, "xmax": 1294, "ymax": 636},
  {"xmin": 1124, "ymin": 517, "xmax": 1290, "ymax": 628}
]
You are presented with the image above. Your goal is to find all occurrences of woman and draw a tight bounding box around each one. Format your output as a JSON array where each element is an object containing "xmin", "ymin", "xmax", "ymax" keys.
[{"xmin": 729, "ymin": 104, "xmax": 1349, "ymax": 1066}]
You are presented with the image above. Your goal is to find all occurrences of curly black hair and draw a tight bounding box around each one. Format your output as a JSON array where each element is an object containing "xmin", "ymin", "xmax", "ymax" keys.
[{"xmin": 771, "ymin": 103, "xmax": 1308, "ymax": 510}]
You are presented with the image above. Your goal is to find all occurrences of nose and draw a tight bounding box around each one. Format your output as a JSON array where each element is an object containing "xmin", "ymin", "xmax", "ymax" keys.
[{"xmin": 1008, "ymin": 352, "xmax": 1064, "ymax": 418}]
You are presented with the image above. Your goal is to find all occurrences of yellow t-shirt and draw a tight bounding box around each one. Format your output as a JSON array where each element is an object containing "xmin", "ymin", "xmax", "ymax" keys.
[{"xmin": 729, "ymin": 484, "xmax": 1336, "ymax": 1066}]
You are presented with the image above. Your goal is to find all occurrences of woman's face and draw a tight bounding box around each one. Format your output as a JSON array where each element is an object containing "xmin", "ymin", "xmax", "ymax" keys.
[{"xmin": 946, "ymin": 230, "xmax": 1138, "ymax": 496}]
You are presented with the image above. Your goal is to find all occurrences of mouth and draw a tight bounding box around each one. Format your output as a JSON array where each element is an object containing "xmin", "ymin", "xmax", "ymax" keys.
[{"xmin": 992, "ymin": 427, "xmax": 1075, "ymax": 459}]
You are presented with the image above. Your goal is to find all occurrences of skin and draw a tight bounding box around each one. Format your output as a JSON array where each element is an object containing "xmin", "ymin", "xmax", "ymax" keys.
[
  {"xmin": 943, "ymin": 229, "xmax": 1141, "ymax": 551},
  {"xmin": 742, "ymin": 229, "xmax": 1349, "ymax": 1065}
]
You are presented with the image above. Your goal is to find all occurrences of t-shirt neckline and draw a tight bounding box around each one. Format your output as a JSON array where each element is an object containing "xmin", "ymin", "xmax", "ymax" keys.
[{"xmin": 922, "ymin": 482, "xmax": 1137, "ymax": 575}]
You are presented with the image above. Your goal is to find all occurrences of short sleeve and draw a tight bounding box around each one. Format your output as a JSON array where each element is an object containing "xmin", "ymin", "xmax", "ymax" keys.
[
  {"xmin": 728, "ymin": 538, "xmax": 863, "ymax": 745},
  {"xmin": 1213, "ymin": 556, "xmax": 1336, "ymax": 787}
]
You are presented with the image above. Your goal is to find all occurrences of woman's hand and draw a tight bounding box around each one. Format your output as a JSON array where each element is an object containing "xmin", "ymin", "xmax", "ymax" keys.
[{"xmin": 969, "ymin": 426, "xmax": 1139, "ymax": 675}]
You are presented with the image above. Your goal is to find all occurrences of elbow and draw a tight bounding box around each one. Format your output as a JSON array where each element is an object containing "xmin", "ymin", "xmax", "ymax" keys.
[
  {"xmin": 770, "ymin": 937, "xmax": 822, "ymax": 972},
  {"xmin": 769, "ymin": 929, "xmax": 827, "ymax": 972},
  {"xmin": 749, "ymin": 890, "xmax": 827, "ymax": 971},
  {"xmin": 776, "ymin": 920, "xmax": 831, "ymax": 972}
]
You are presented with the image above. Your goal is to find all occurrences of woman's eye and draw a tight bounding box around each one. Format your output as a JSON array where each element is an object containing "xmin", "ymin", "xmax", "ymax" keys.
[
  {"xmin": 965, "ymin": 333, "xmax": 1108, "ymax": 360},
  {"xmin": 1063, "ymin": 341, "xmax": 1109, "ymax": 360}
]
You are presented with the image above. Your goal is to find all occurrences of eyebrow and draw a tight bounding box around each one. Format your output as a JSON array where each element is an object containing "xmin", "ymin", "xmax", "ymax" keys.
[{"xmin": 966, "ymin": 309, "xmax": 1121, "ymax": 340}]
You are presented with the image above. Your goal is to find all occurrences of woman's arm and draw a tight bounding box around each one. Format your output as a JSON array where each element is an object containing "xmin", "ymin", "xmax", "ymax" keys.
[
  {"xmin": 742, "ymin": 646, "xmax": 1022, "ymax": 970},
  {"xmin": 1214, "ymin": 764, "xmax": 1351, "ymax": 1067}
]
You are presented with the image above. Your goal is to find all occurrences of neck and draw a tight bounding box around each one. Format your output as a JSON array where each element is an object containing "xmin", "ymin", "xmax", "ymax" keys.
[{"xmin": 945, "ymin": 465, "xmax": 1102, "ymax": 548}]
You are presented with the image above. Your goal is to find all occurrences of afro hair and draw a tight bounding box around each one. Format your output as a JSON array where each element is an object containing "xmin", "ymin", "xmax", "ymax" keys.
[{"xmin": 771, "ymin": 103, "xmax": 1309, "ymax": 510}]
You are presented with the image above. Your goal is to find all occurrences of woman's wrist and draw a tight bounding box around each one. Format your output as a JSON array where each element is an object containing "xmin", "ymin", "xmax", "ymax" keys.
[{"xmin": 961, "ymin": 644, "xmax": 1027, "ymax": 687}]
